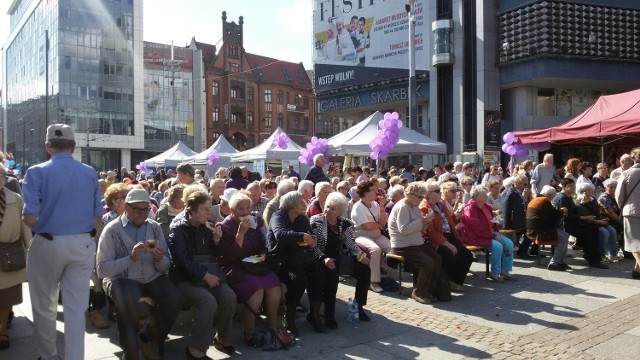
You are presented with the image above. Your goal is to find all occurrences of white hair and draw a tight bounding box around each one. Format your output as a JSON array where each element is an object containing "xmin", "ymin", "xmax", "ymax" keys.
[
  {"xmin": 298, "ymin": 180, "xmax": 314, "ymax": 195},
  {"xmin": 314, "ymin": 181, "xmax": 332, "ymax": 195},
  {"xmin": 325, "ymin": 192, "xmax": 349, "ymax": 215},
  {"xmin": 228, "ymin": 192, "xmax": 252, "ymax": 209},
  {"xmin": 246, "ymin": 181, "xmax": 261, "ymax": 192},
  {"xmin": 603, "ymin": 178, "xmax": 618, "ymax": 188},
  {"xmin": 540, "ymin": 185, "xmax": 557, "ymax": 198},
  {"xmin": 470, "ymin": 185, "xmax": 489, "ymax": 199},
  {"xmin": 279, "ymin": 191, "xmax": 303, "ymax": 211},
  {"xmin": 576, "ymin": 182, "xmax": 595, "ymax": 194},
  {"xmin": 387, "ymin": 184, "xmax": 405, "ymax": 200},
  {"xmin": 313, "ymin": 153, "xmax": 325, "ymax": 165},
  {"xmin": 543, "ymin": 153, "xmax": 554, "ymax": 162},
  {"xmin": 277, "ymin": 179, "xmax": 296, "ymax": 196}
]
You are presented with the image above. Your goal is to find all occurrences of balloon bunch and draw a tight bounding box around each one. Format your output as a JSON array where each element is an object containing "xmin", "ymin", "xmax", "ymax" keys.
[
  {"xmin": 207, "ymin": 149, "xmax": 219, "ymax": 166},
  {"xmin": 369, "ymin": 112, "xmax": 402, "ymax": 160},
  {"xmin": 501, "ymin": 132, "xmax": 528, "ymax": 157},
  {"xmin": 136, "ymin": 161, "xmax": 148, "ymax": 173},
  {"xmin": 272, "ymin": 132, "xmax": 290, "ymax": 149},
  {"xmin": 298, "ymin": 136, "xmax": 329, "ymax": 166}
]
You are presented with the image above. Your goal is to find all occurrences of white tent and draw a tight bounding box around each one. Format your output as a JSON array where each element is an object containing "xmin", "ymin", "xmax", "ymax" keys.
[
  {"xmin": 184, "ymin": 135, "xmax": 238, "ymax": 168},
  {"xmin": 327, "ymin": 111, "xmax": 447, "ymax": 156},
  {"xmin": 143, "ymin": 141, "xmax": 198, "ymax": 167},
  {"xmin": 231, "ymin": 127, "xmax": 305, "ymax": 162}
]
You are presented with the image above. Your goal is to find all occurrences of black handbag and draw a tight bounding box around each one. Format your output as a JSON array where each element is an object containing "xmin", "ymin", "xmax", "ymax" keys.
[
  {"xmin": 337, "ymin": 253, "xmax": 355, "ymax": 276},
  {"xmin": 0, "ymin": 239, "xmax": 26, "ymax": 272},
  {"xmin": 290, "ymin": 245, "xmax": 317, "ymax": 268},
  {"xmin": 241, "ymin": 260, "xmax": 272, "ymax": 276}
]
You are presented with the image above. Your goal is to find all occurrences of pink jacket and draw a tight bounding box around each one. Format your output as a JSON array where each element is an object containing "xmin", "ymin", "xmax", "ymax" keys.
[{"xmin": 460, "ymin": 199, "xmax": 499, "ymax": 247}]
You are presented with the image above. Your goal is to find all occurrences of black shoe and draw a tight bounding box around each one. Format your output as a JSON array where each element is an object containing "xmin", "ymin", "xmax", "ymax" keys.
[
  {"xmin": 547, "ymin": 263, "xmax": 566, "ymax": 272},
  {"xmin": 213, "ymin": 337, "xmax": 235, "ymax": 355},
  {"xmin": 632, "ymin": 270, "xmax": 640, "ymax": 280},
  {"xmin": 325, "ymin": 318, "xmax": 339, "ymax": 329},
  {"xmin": 516, "ymin": 252, "xmax": 533, "ymax": 260},
  {"xmin": 559, "ymin": 263, "xmax": 572, "ymax": 270},
  {"xmin": 306, "ymin": 313, "xmax": 327, "ymax": 333},
  {"xmin": 0, "ymin": 335, "xmax": 10, "ymax": 350},
  {"xmin": 589, "ymin": 262, "xmax": 609, "ymax": 269},
  {"xmin": 358, "ymin": 309, "xmax": 371, "ymax": 322},
  {"xmin": 186, "ymin": 347, "xmax": 213, "ymax": 359}
]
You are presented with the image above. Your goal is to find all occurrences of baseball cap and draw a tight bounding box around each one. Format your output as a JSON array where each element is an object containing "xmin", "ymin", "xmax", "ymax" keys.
[
  {"xmin": 125, "ymin": 189, "xmax": 151, "ymax": 204},
  {"xmin": 220, "ymin": 188, "xmax": 238, "ymax": 203},
  {"xmin": 107, "ymin": 171, "xmax": 116, "ymax": 178},
  {"xmin": 46, "ymin": 124, "xmax": 75, "ymax": 141}
]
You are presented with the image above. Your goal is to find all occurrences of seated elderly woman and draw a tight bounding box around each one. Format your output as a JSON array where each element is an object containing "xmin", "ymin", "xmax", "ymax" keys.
[
  {"xmin": 388, "ymin": 182, "xmax": 442, "ymax": 304},
  {"xmin": 440, "ymin": 181, "xmax": 464, "ymax": 221},
  {"xmin": 307, "ymin": 181, "xmax": 333, "ymax": 217},
  {"xmin": 460, "ymin": 185, "xmax": 516, "ymax": 283},
  {"xmin": 385, "ymin": 184, "xmax": 406, "ymax": 215},
  {"xmin": 350, "ymin": 180, "xmax": 392, "ymax": 293},
  {"xmin": 576, "ymin": 182, "xmax": 620, "ymax": 262},
  {"xmin": 267, "ymin": 191, "xmax": 325, "ymax": 335},
  {"xmin": 298, "ymin": 180, "xmax": 315, "ymax": 206},
  {"xmin": 263, "ymin": 178, "xmax": 296, "ymax": 228},
  {"xmin": 215, "ymin": 192, "xmax": 281, "ymax": 345},
  {"xmin": 311, "ymin": 192, "xmax": 371, "ymax": 329},
  {"xmin": 420, "ymin": 180, "xmax": 474, "ymax": 293},
  {"xmin": 168, "ymin": 186, "xmax": 237, "ymax": 357},
  {"xmin": 156, "ymin": 184, "xmax": 185, "ymax": 240},
  {"xmin": 210, "ymin": 188, "xmax": 237, "ymax": 224},
  {"xmin": 598, "ymin": 179, "xmax": 627, "ymax": 257},
  {"xmin": 526, "ymin": 185, "xmax": 570, "ymax": 271}
]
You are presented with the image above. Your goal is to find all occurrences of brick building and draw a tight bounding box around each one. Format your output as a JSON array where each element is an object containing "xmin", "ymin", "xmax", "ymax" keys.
[{"xmin": 190, "ymin": 11, "xmax": 313, "ymax": 152}]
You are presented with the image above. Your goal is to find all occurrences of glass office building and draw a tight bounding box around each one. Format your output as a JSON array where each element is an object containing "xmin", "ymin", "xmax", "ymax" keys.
[{"xmin": 2, "ymin": 0, "xmax": 144, "ymax": 172}]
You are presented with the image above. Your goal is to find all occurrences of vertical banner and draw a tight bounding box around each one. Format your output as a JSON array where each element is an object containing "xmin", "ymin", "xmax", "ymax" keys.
[{"xmin": 484, "ymin": 110, "xmax": 502, "ymax": 149}]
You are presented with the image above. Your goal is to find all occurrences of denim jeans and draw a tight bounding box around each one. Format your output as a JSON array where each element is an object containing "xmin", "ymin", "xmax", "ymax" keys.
[
  {"xmin": 597, "ymin": 225, "xmax": 618, "ymax": 257},
  {"xmin": 490, "ymin": 232, "xmax": 514, "ymax": 275}
]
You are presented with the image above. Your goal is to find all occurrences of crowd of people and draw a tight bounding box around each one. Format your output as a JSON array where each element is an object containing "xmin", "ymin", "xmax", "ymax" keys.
[{"xmin": 1, "ymin": 123, "xmax": 639, "ymax": 359}]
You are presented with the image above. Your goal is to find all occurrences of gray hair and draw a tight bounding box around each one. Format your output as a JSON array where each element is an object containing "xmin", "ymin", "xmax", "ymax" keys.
[
  {"xmin": 424, "ymin": 179, "xmax": 439, "ymax": 192},
  {"xmin": 596, "ymin": 162, "xmax": 608, "ymax": 170},
  {"xmin": 325, "ymin": 192, "xmax": 349, "ymax": 215},
  {"xmin": 470, "ymin": 185, "xmax": 489, "ymax": 199},
  {"xmin": 279, "ymin": 191, "xmax": 303, "ymax": 211},
  {"xmin": 576, "ymin": 182, "xmax": 595, "ymax": 194},
  {"xmin": 277, "ymin": 179, "xmax": 296, "ymax": 196},
  {"xmin": 404, "ymin": 181, "xmax": 427, "ymax": 197},
  {"xmin": 313, "ymin": 153, "xmax": 325, "ymax": 164},
  {"xmin": 387, "ymin": 184, "xmax": 405, "ymax": 200},
  {"xmin": 337, "ymin": 180, "xmax": 350, "ymax": 190},
  {"xmin": 314, "ymin": 181, "xmax": 332, "ymax": 195},
  {"xmin": 603, "ymin": 178, "xmax": 618, "ymax": 188},
  {"xmin": 513, "ymin": 174, "xmax": 528, "ymax": 185},
  {"xmin": 209, "ymin": 178, "xmax": 224, "ymax": 188},
  {"xmin": 298, "ymin": 180, "xmax": 314, "ymax": 195},
  {"xmin": 540, "ymin": 185, "xmax": 557, "ymax": 198},
  {"xmin": 631, "ymin": 147, "xmax": 640, "ymax": 162},
  {"xmin": 246, "ymin": 181, "xmax": 261, "ymax": 192},
  {"xmin": 229, "ymin": 192, "xmax": 252, "ymax": 210},
  {"xmin": 543, "ymin": 153, "xmax": 554, "ymax": 162}
]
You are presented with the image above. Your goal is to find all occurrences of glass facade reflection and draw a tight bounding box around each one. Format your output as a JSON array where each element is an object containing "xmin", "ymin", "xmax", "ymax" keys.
[
  {"xmin": 143, "ymin": 41, "xmax": 194, "ymax": 153},
  {"xmin": 3, "ymin": 0, "xmax": 141, "ymax": 171}
]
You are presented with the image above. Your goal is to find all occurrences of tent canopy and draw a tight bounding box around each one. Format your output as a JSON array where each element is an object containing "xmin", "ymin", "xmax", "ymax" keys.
[
  {"xmin": 514, "ymin": 88, "xmax": 640, "ymax": 145},
  {"xmin": 230, "ymin": 127, "xmax": 304, "ymax": 162},
  {"xmin": 327, "ymin": 111, "xmax": 447, "ymax": 156},
  {"xmin": 143, "ymin": 141, "xmax": 198, "ymax": 167},
  {"xmin": 184, "ymin": 134, "xmax": 238, "ymax": 167}
]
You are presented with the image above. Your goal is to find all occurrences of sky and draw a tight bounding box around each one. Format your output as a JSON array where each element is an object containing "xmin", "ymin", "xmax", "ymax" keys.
[{"xmin": 0, "ymin": 0, "xmax": 314, "ymax": 73}]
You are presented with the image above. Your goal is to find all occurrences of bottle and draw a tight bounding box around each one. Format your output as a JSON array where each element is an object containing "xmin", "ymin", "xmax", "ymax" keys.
[{"xmin": 347, "ymin": 298, "xmax": 359, "ymax": 327}]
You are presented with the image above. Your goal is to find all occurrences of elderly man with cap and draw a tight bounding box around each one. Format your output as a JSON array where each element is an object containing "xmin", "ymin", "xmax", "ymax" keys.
[
  {"xmin": 97, "ymin": 189, "xmax": 184, "ymax": 360},
  {"xmin": 21, "ymin": 124, "xmax": 103, "ymax": 360}
]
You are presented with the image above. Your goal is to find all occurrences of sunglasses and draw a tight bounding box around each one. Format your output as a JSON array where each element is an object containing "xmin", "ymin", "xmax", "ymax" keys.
[{"xmin": 127, "ymin": 204, "xmax": 151, "ymax": 213}]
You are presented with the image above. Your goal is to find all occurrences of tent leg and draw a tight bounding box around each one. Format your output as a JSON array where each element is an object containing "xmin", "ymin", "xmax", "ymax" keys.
[{"xmin": 601, "ymin": 145, "xmax": 605, "ymax": 163}]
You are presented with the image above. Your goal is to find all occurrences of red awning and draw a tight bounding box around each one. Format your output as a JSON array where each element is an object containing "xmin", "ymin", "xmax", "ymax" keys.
[{"xmin": 513, "ymin": 88, "xmax": 640, "ymax": 145}]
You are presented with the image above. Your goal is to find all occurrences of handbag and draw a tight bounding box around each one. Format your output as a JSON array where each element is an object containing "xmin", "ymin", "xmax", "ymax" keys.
[
  {"xmin": 290, "ymin": 244, "xmax": 317, "ymax": 268},
  {"xmin": 337, "ymin": 253, "xmax": 355, "ymax": 276},
  {"xmin": 241, "ymin": 259, "xmax": 272, "ymax": 276},
  {"xmin": 0, "ymin": 239, "xmax": 26, "ymax": 272}
]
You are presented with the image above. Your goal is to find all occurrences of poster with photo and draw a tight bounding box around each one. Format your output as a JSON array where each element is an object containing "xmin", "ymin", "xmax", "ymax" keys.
[{"xmin": 556, "ymin": 89, "xmax": 572, "ymax": 116}]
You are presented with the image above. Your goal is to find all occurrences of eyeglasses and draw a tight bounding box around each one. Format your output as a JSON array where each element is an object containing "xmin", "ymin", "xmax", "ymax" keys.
[
  {"xmin": 127, "ymin": 204, "xmax": 151, "ymax": 213},
  {"xmin": 450, "ymin": 189, "xmax": 458, "ymax": 193},
  {"xmin": 431, "ymin": 189, "xmax": 441, "ymax": 193},
  {"xmin": 411, "ymin": 194, "xmax": 425, "ymax": 200}
]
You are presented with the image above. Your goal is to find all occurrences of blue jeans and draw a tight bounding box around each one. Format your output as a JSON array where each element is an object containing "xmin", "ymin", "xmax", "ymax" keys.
[
  {"xmin": 597, "ymin": 225, "xmax": 618, "ymax": 257},
  {"xmin": 491, "ymin": 232, "xmax": 514, "ymax": 275}
]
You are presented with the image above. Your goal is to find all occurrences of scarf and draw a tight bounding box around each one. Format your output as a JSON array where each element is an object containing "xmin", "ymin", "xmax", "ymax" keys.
[{"xmin": 0, "ymin": 188, "xmax": 6, "ymax": 229}]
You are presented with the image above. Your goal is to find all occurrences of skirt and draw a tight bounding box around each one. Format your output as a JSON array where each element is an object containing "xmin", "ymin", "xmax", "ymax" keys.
[
  {"xmin": 623, "ymin": 216, "xmax": 640, "ymax": 253},
  {"xmin": 0, "ymin": 283, "xmax": 23, "ymax": 308}
]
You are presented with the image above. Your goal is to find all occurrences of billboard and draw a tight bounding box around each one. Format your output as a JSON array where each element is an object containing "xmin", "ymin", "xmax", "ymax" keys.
[
  {"xmin": 143, "ymin": 41, "xmax": 193, "ymax": 70},
  {"xmin": 313, "ymin": 0, "xmax": 429, "ymax": 92}
]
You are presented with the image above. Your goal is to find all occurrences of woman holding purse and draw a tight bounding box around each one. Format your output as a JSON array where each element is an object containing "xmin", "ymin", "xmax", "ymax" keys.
[
  {"xmin": 311, "ymin": 192, "xmax": 371, "ymax": 329},
  {"xmin": 0, "ymin": 164, "xmax": 32, "ymax": 350}
]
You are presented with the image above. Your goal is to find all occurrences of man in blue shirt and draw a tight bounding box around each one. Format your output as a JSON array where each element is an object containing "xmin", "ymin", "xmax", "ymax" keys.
[
  {"xmin": 287, "ymin": 165, "xmax": 301, "ymax": 180},
  {"xmin": 22, "ymin": 124, "xmax": 104, "ymax": 360},
  {"xmin": 304, "ymin": 154, "xmax": 330, "ymax": 185}
]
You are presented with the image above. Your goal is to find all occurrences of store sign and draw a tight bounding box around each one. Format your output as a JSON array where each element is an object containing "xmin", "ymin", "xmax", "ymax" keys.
[
  {"xmin": 484, "ymin": 110, "xmax": 502, "ymax": 149},
  {"xmin": 313, "ymin": 0, "xmax": 429, "ymax": 92},
  {"xmin": 317, "ymin": 80, "xmax": 429, "ymax": 112}
]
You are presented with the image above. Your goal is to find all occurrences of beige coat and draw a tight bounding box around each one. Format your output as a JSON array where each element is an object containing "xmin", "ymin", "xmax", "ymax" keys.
[
  {"xmin": 0, "ymin": 188, "xmax": 32, "ymax": 290},
  {"xmin": 615, "ymin": 163, "xmax": 640, "ymax": 217}
]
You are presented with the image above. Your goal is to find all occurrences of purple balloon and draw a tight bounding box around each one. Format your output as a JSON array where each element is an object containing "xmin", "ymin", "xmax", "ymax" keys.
[
  {"xmin": 379, "ymin": 149, "xmax": 390, "ymax": 159},
  {"xmin": 391, "ymin": 112, "xmax": 399, "ymax": 120},
  {"xmin": 371, "ymin": 151, "xmax": 379, "ymax": 160},
  {"xmin": 383, "ymin": 118, "xmax": 392, "ymax": 129},
  {"xmin": 396, "ymin": 119, "xmax": 403, "ymax": 128},
  {"xmin": 503, "ymin": 132, "xmax": 516, "ymax": 145},
  {"xmin": 311, "ymin": 136, "xmax": 318, "ymax": 144},
  {"xmin": 301, "ymin": 149, "xmax": 310, "ymax": 157},
  {"xmin": 298, "ymin": 156, "xmax": 307, "ymax": 164},
  {"xmin": 384, "ymin": 112, "xmax": 393, "ymax": 121},
  {"xmin": 506, "ymin": 145, "xmax": 516, "ymax": 156},
  {"xmin": 379, "ymin": 120, "xmax": 385, "ymax": 128},
  {"xmin": 501, "ymin": 143, "xmax": 510, "ymax": 153},
  {"xmin": 516, "ymin": 147, "xmax": 529, "ymax": 157},
  {"xmin": 381, "ymin": 137, "xmax": 392, "ymax": 148}
]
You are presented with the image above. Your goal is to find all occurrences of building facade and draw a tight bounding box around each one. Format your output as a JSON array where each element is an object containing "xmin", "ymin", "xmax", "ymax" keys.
[
  {"xmin": 313, "ymin": 0, "xmax": 640, "ymax": 167},
  {"xmin": 2, "ymin": 0, "xmax": 143, "ymax": 172},
  {"xmin": 191, "ymin": 12, "xmax": 313, "ymax": 153}
]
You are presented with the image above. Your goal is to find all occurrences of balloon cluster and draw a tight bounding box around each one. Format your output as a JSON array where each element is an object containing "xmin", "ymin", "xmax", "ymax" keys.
[
  {"xmin": 207, "ymin": 149, "xmax": 219, "ymax": 166},
  {"xmin": 272, "ymin": 132, "xmax": 290, "ymax": 149},
  {"xmin": 136, "ymin": 161, "xmax": 148, "ymax": 173},
  {"xmin": 298, "ymin": 136, "xmax": 329, "ymax": 166},
  {"xmin": 369, "ymin": 112, "xmax": 402, "ymax": 160},
  {"xmin": 501, "ymin": 132, "xmax": 528, "ymax": 157}
]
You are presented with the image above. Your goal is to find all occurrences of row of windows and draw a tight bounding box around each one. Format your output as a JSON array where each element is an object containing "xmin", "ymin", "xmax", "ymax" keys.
[{"xmin": 211, "ymin": 82, "xmax": 308, "ymax": 107}]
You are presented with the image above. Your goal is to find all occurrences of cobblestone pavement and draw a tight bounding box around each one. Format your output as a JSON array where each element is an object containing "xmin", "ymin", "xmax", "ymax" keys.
[{"xmin": 5, "ymin": 249, "xmax": 640, "ymax": 359}]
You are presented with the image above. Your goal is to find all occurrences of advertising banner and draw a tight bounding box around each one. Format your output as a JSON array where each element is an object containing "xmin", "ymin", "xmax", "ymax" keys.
[
  {"xmin": 143, "ymin": 41, "xmax": 193, "ymax": 70},
  {"xmin": 484, "ymin": 110, "xmax": 502, "ymax": 149},
  {"xmin": 313, "ymin": 0, "xmax": 429, "ymax": 92}
]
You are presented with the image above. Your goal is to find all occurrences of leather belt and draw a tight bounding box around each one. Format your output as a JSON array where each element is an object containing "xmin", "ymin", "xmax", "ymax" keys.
[{"xmin": 38, "ymin": 229, "xmax": 97, "ymax": 241}]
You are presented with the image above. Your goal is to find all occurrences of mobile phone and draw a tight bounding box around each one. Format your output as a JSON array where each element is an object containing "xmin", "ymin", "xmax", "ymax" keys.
[{"xmin": 146, "ymin": 239, "xmax": 158, "ymax": 249}]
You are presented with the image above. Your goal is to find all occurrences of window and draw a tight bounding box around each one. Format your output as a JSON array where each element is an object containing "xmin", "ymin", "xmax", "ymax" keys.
[
  {"xmin": 295, "ymin": 71, "xmax": 305, "ymax": 84},
  {"xmin": 294, "ymin": 95, "xmax": 300, "ymax": 106},
  {"xmin": 404, "ymin": 105, "xmax": 425, "ymax": 127},
  {"xmin": 303, "ymin": 96, "xmax": 309, "ymax": 108},
  {"xmin": 64, "ymin": 56, "xmax": 71, "ymax": 69},
  {"xmin": 231, "ymin": 113, "xmax": 237, "ymax": 124},
  {"xmin": 229, "ymin": 63, "xmax": 239, "ymax": 73},
  {"xmin": 264, "ymin": 89, "xmax": 272, "ymax": 103},
  {"xmin": 304, "ymin": 118, "xmax": 309, "ymax": 130},
  {"xmin": 231, "ymin": 88, "xmax": 238, "ymax": 98},
  {"xmin": 248, "ymin": 87, "xmax": 254, "ymax": 102},
  {"xmin": 277, "ymin": 90, "xmax": 283, "ymax": 104},
  {"xmin": 248, "ymin": 111, "xmax": 254, "ymax": 127},
  {"xmin": 295, "ymin": 116, "xmax": 300, "ymax": 130},
  {"xmin": 247, "ymin": 135, "xmax": 255, "ymax": 148},
  {"xmin": 283, "ymin": 68, "xmax": 293, "ymax": 82},
  {"xmin": 212, "ymin": 81, "xmax": 219, "ymax": 96},
  {"xmin": 229, "ymin": 45, "xmax": 238, "ymax": 58},
  {"xmin": 213, "ymin": 107, "xmax": 219, "ymax": 122},
  {"xmin": 278, "ymin": 113, "xmax": 283, "ymax": 128},
  {"xmin": 264, "ymin": 112, "xmax": 272, "ymax": 127},
  {"xmin": 538, "ymin": 88, "xmax": 555, "ymax": 116}
]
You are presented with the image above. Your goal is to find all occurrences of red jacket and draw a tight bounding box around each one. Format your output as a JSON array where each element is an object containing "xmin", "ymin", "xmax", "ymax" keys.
[
  {"xmin": 460, "ymin": 199, "xmax": 499, "ymax": 247},
  {"xmin": 419, "ymin": 200, "xmax": 461, "ymax": 250}
]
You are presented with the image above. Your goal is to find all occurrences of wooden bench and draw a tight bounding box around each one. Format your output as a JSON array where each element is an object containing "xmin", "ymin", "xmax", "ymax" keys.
[
  {"xmin": 532, "ymin": 239, "xmax": 558, "ymax": 265},
  {"xmin": 384, "ymin": 253, "xmax": 416, "ymax": 296},
  {"xmin": 465, "ymin": 245, "xmax": 490, "ymax": 277}
]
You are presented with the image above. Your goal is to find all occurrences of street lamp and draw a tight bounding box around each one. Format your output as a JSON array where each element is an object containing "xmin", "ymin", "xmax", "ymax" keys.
[{"xmin": 406, "ymin": 0, "xmax": 418, "ymax": 165}]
